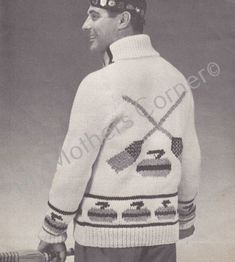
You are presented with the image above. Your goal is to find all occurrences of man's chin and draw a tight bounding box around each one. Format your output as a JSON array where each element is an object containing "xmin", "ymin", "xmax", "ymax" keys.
[
  {"xmin": 89, "ymin": 43, "xmax": 105, "ymax": 54},
  {"xmin": 89, "ymin": 45, "xmax": 98, "ymax": 52}
]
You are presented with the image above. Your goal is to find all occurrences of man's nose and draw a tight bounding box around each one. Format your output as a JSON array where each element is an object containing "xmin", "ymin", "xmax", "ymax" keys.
[{"xmin": 82, "ymin": 17, "xmax": 91, "ymax": 31}]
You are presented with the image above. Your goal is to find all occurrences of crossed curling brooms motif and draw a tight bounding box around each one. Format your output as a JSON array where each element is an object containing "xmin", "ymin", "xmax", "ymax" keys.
[{"xmin": 107, "ymin": 91, "xmax": 186, "ymax": 173}]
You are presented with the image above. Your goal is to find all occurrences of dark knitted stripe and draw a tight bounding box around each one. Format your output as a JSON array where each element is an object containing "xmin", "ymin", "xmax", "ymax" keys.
[
  {"xmin": 122, "ymin": 209, "xmax": 151, "ymax": 218},
  {"xmin": 179, "ymin": 215, "xmax": 195, "ymax": 224},
  {"xmin": 88, "ymin": 211, "xmax": 118, "ymax": 219},
  {"xmin": 136, "ymin": 164, "xmax": 171, "ymax": 171},
  {"xmin": 155, "ymin": 210, "xmax": 177, "ymax": 216},
  {"xmin": 122, "ymin": 212, "xmax": 151, "ymax": 218},
  {"xmin": 178, "ymin": 198, "xmax": 195, "ymax": 204},
  {"xmin": 44, "ymin": 224, "xmax": 67, "ymax": 235},
  {"xmin": 179, "ymin": 213, "xmax": 196, "ymax": 222},
  {"xmin": 48, "ymin": 201, "xmax": 77, "ymax": 215},
  {"xmin": 147, "ymin": 150, "xmax": 165, "ymax": 155},
  {"xmin": 182, "ymin": 203, "xmax": 194, "ymax": 211},
  {"xmin": 84, "ymin": 192, "xmax": 178, "ymax": 201},
  {"xmin": 75, "ymin": 219, "xmax": 178, "ymax": 228},
  {"xmin": 42, "ymin": 226, "xmax": 58, "ymax": 236},
  {"xmin": 178, "ymin": 206, "xmax": 196, "ymax": 217},
  {"xmin": 137, "ymin": 158, "xmax": 171, "ymax": 166}
]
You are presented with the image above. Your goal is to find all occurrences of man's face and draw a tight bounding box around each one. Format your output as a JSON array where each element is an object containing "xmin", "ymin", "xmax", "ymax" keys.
[{"xmin": 82, "ymin": 6, "xmax": 120, "ymax": 53}]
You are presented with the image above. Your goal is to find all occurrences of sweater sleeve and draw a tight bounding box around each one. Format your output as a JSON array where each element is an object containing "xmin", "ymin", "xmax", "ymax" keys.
[
  {"xmin": 39, "ymin": 74, "xmax": 114, "ymax": 243},
  {"xmin": 178, "ymin": 89, "xmax": 201, "ymax": 236}
]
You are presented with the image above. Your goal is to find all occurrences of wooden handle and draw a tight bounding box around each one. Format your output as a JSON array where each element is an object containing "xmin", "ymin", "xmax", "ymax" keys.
[{"xmin": 0, "ymin": 248, "xmax": 74, "ymax": 262}]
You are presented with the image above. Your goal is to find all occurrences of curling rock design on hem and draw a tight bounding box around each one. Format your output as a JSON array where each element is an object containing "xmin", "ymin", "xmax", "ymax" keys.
[
  {"xmin": 155, "ymin": 200, "xmax": 177, "ymax": 220},
  {"xmin": 88, "ymin": 202, "xmax": 118, "ymax": 223},
  {"xmin": 122, "ymin": 201, "xmax": 151, "ymax": 222},
  {"xmin": 76, "ymin": 192, "xmax": 178, "ymax": 228}
]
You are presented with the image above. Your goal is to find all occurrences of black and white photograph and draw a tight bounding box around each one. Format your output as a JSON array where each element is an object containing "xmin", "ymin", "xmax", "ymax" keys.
[{"xmin": 0, "ymin": 0, "xmax": 234, "ymax": 261}]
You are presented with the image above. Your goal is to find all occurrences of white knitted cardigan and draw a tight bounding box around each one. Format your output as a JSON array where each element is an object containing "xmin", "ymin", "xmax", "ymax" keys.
[{"xmin": 39, "ymin": 34, "xmax": 201, "ymax": 247}]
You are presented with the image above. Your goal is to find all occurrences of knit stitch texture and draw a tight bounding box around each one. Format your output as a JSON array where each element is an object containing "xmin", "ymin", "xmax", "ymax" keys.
[{"xmin": 39, "ymin": 34, "xmax": 201, "ymax": 247}]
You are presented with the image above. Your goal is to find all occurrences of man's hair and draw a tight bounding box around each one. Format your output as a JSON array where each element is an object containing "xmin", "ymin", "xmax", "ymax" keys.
[{"xmin": 107, "ymin": 10, "xmax": 145, "ymax": 34}]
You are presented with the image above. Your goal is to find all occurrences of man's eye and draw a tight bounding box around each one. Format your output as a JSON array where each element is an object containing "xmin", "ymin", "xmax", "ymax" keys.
[{"xmin": 91, "ymin": 14, "xmax": 99, "ymax": 21}]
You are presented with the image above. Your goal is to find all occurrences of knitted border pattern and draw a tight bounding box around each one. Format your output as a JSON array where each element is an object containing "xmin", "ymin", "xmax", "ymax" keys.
[{"xmin": 76, "ymin": 193, "xmax": 179, "ymax": 228}]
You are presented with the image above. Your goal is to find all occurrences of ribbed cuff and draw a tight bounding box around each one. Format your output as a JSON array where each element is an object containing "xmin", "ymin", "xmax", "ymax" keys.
[
  {"xmin": 38, "ymin": 227, "xmax": 67, "ymax": 243},
  {"xmin": 178, "ymin": 198, "xmax": 196, "ymax": 230},
  {"xmin": 38, "ymin": 201, "xmax": 77, "ymax": 243}
]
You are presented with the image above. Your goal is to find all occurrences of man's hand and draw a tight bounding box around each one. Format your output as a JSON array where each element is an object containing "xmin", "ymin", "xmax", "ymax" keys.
[{"xmin": 38, "ymin": 240, "xmax": 66, "ymax": 262}]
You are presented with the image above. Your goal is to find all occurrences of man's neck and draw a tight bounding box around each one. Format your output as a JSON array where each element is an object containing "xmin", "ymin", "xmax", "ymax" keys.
[{"xmin": 102, "ymin": 31, "xmax": 137, "ymax": 66}]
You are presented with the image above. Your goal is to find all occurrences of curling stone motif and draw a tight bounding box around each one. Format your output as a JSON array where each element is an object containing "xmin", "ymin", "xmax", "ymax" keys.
[
  {"xmin": 155, "ymin": 200, "xmax": 176, "ymax": 220},
  {"xmin": 88, "ymin": 202, "xmax": 118, "ymax": 223},
  {"xmin": 137, "ymin": 149, "xmax": 172, "ymax": 177},
  {"xmin": 122, "ymin": 201, "xmax": 151, "ymax": 222}
]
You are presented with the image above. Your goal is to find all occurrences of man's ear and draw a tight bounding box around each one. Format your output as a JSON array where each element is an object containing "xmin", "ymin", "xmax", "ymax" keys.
[{"xmin": 118, "ymin": 11, "xmax": 131, "ymax": 29}]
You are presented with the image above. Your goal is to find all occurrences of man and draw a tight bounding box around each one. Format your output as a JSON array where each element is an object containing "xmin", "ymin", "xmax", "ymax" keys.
[{"xmin": 38, "ymin": 1, "xmax": 201, "ymax": 262}]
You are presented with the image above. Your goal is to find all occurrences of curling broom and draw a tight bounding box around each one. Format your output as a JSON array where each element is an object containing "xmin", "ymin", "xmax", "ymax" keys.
[
  {"xmin": 0, "ymin": 248, "xmax": 74, "ymax": 262},
  {"xmin": 107, "ymin": 91, "xmax": 186, "ymax": 172}
]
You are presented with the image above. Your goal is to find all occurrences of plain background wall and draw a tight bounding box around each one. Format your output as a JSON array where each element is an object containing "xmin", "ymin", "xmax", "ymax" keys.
[{"xmin": 0, "ymin": 0, "xmax": 235, "ymax": 261}]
